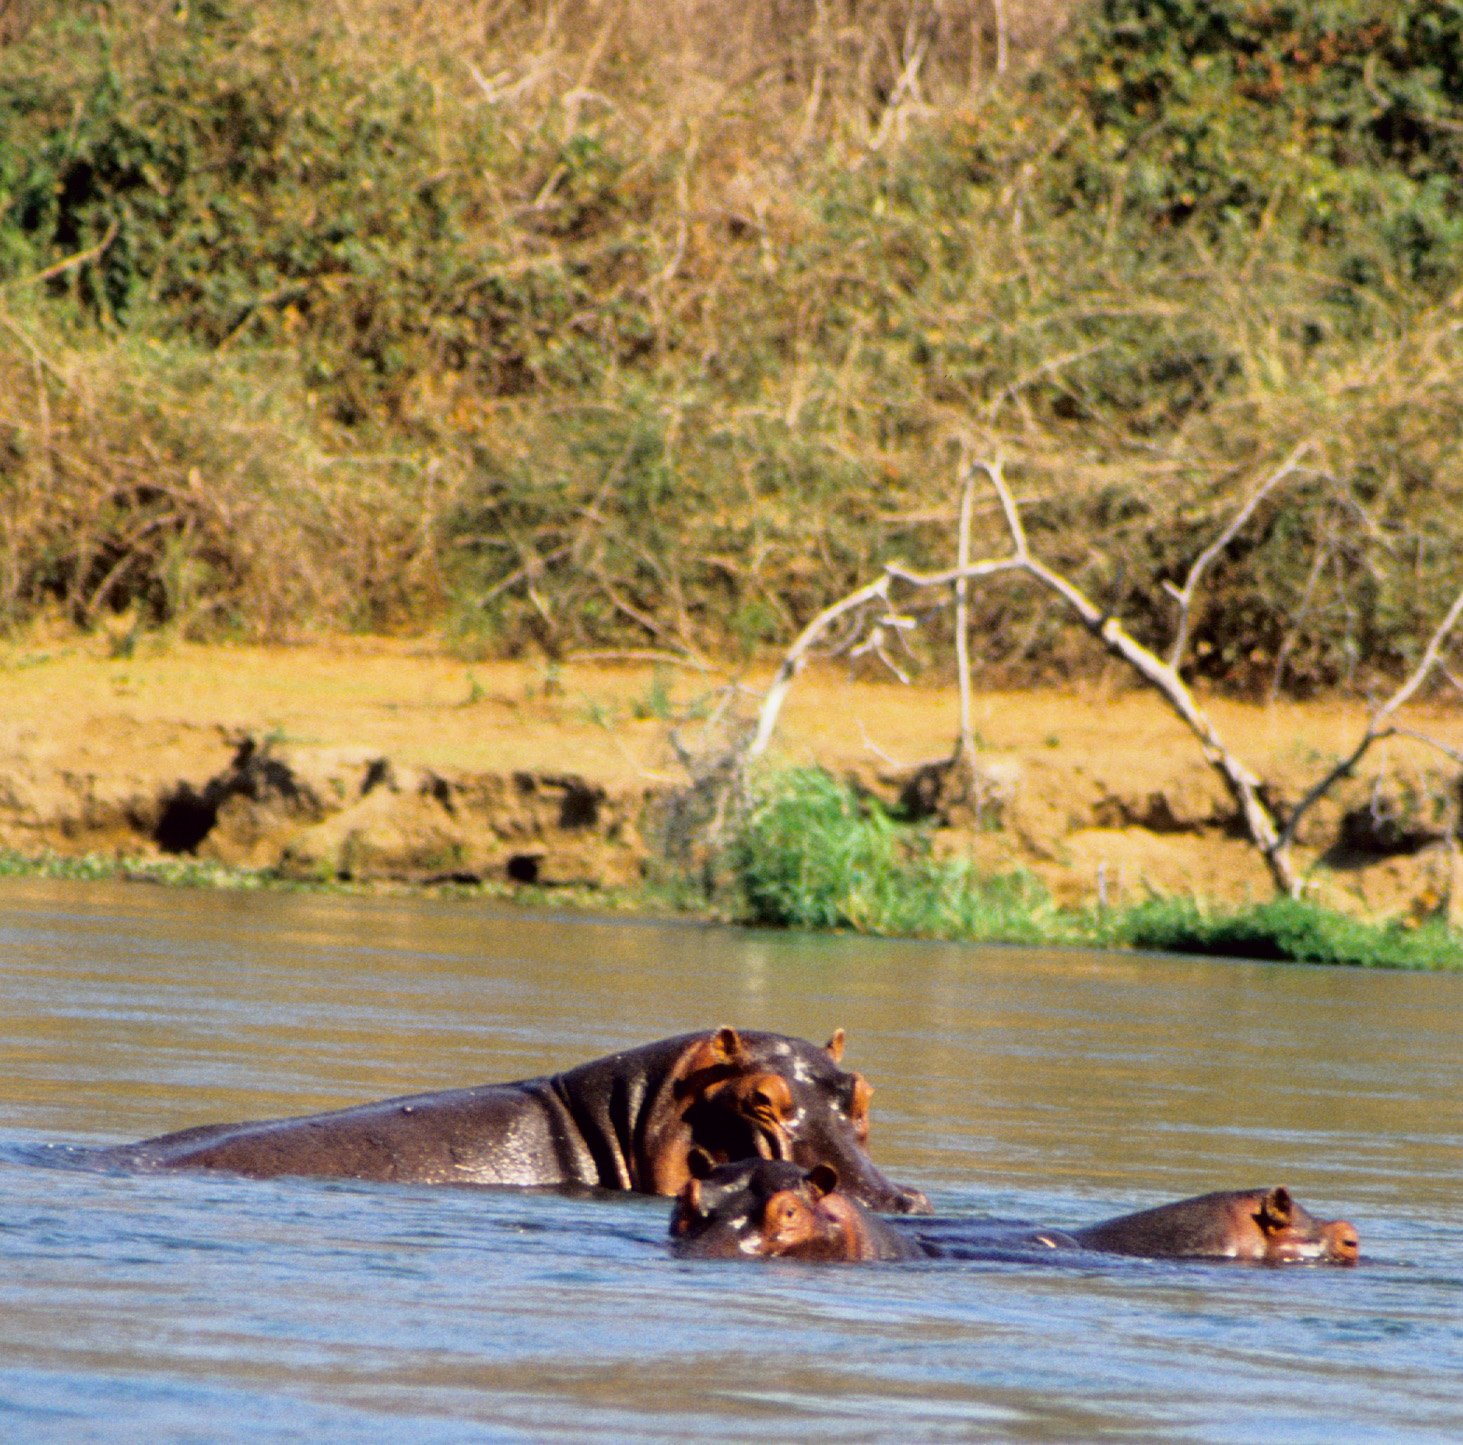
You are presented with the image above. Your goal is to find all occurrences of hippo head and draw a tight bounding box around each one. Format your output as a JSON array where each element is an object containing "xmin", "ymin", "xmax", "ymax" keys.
[
  {"xmin": 1250, "ymin": 1188, "xmax": 1360, "ymax": 1265},
  {"xmin": 644, "ymin": 1026, "xmax": 930, "ymax": 1214},
  {"xmin": 670, "ymin": 1155, "xmax": 852, "ymax": 1259}
]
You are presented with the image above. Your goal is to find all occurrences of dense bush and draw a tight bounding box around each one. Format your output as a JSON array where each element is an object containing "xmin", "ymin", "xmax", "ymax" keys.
[
  {"xmin": 729, "ymin": 766, "xmax": 1058, "ymax": 939},
  {"xmin": 1058, "ymin": 0, "xmax": 1463, "ymax": 284},
  {"xmin": 0, "ymin": 0, "xmax": 1460, "ymax": 687}
]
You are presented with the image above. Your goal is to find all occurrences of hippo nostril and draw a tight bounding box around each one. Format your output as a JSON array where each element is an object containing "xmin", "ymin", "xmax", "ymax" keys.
[{"xmin": 895, "ymin": 1186, "xmax": 933, "ymax": 1216}]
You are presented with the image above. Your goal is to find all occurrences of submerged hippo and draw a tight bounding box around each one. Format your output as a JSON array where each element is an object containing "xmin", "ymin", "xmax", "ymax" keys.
[
  {"xmin": 670, "ymin": 1156, "xmax": 925, "ymax": 1261},
  {"xmin": 98, "ymin": 1027, "xmax": 931, "ymax": 1213},
  {"xmin": 1068, "ymin": 1186, "xmax": 1360, "ymax": 1264},
  {"xmin": 670, "ymin": 1161, "xmax": 1358, "ymax": 1265}
]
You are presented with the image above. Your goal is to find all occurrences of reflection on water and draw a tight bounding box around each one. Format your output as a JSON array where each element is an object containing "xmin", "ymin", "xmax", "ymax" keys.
[{"xmin": 2, "ymin": 877, "xmax": 1460, "ymax": 1440}]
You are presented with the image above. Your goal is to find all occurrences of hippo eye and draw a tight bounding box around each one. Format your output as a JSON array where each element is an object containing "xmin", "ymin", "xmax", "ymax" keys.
[
  {"xmin": 762, "ymin": 1194, "xmax": 809, "ymax": 1235},
  {"xmin": 740, "ymin": 1072, "xmax": 794, "ymax": 1121}
]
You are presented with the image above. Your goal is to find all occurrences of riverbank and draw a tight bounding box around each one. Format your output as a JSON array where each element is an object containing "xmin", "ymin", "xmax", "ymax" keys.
[{"xmin": 4, "ymin": 633, "xmax": 1461, "ymax": 956}]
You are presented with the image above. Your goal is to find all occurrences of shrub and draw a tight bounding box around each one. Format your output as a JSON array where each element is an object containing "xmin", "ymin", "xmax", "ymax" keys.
[
  {"xmin": 728, "ymin": 767, "xmax": 1054, "ymax": 939},
  {"xmin": 1055, "ymin": 0, "xmax": 1463, "ymax": 287}
]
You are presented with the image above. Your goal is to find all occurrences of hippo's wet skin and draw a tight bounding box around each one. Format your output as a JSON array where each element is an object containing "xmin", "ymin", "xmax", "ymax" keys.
[
  {"xmin": 670, "ymin": 1162, "xmax": 1359, "ymax": 1265},
  {"xmin": 99, "ymin": 1027, "xmax": 931, "ymax": 1212}
]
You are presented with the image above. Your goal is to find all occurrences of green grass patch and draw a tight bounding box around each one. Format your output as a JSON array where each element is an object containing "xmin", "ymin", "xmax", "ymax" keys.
[
  {"xmin": 723, "ymin": 767, "xmax": 1463, "ymax": 969},
  {"xmin": 1105, "ymin": 895, "xmax": 1463, "ymax": 971},
  {"xmin": 730, "ymin": 766, "xmax": 1074, "ymax": 945},
  {"xmin": 0, "ymin": 848, "xmax": 287, "ymax": 890}
]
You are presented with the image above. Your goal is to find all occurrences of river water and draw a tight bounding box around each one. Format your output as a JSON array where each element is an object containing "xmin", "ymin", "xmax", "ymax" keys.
[{"xmin": 1, "ymin": 877, "xmax": 1459, "ymax": 1441}]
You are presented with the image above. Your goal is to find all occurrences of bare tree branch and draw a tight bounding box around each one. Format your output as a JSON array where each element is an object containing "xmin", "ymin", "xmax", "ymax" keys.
[
  {"xmin": 746, "ymin": 574, "xmax": 898, "ymax": 760},
  {"xmin": 984, "ymin": 457, "xmax": 1027, "ymax": 555},
  {"xmin": 900, "ymin": 558, "xmax": 1297, "ymax": 894},
  {"xmin": 1164, "ymin": 443, "xmax": 1311, "ymax": 670},
  {"xmin": 1383, "ymin": 586, "xmax": 1463, "ymax": 716},
  {"xmin": 1278, "ymin": 582, "xmax": 1463, "ymax": 852},
  {"xmin": 4, "ymin": 217, "xmax": 119, "ymax": 292},
  {"xmin": 744, "ymin": 459, "xmax": 1463, "ymax": 901},
  {"xmin": 952, "ymin": 458, "xmax": 979, "ymax": 769}
]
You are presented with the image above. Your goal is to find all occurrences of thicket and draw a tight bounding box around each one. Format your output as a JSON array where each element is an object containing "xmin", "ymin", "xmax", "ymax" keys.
[{"xmin": 3, "ymin": 0, "xmax": 1463, "ymax": 692}]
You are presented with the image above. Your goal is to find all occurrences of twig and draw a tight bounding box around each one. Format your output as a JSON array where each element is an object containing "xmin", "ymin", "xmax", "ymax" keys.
[
  {"xmin": 1278, "ymin": 583, "xmax": 1463, "ymax": 852},
  {"xmin": 952, "ymin": 457, "xmax": 979, "ymax": 769},
  {"xmin": 476, "ymin": 544, "xmax": 573, "ymax": 608},
  {"xmin": 1388, "ymin": 727, "xmax": 1463, "ymax": 769},
  {"xmin": 5, "ymin": 218, "xmax": 119, "ymax": 291},
  {"xmin": 595, "ymin": 571, "xmax": 710, "ymax": 668},
  {"xmin": 746, "ymin": 574, "xmax": 898, "ymax": 760},
  {"xmin": 869, "ymin": 22, "xmax": 931, "ymax": 151},
  {"xmin": 845, "ymin": 608, "xmax": 917, "ymax": 684},
  {"xmin": 1163, "ymin": 443, "xmax": 1311, "ymax": 670},
  {"xmin": 991, "ymin": 0, "xmax": 1009, "ymax": 77}
]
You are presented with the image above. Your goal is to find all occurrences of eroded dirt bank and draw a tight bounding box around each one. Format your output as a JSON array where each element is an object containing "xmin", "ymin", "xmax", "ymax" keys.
[{"xmin": 2, "ymin": 636, "xmax": 1460, "ymax": 920}]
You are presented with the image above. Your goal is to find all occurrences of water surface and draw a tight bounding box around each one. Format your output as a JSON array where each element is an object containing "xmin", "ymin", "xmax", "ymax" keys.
[{"xmin": 2, "ymin": 878, "xmax": 1459, "ymax": 1440}]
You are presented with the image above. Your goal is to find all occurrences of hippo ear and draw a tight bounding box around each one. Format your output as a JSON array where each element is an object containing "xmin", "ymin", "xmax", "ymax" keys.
[
  {"xmin": 687, "ymin": 1147, "xmax": 717, "ymax": 1181},
  {"xmin": 1258, "ymin": 1187, "xmax": 1294, "ymax": 1233},
  {"xmin": 808, "ymin": 1163, "xmax": 840, "ymax": 1198},
  {"xmin": 678, "ymin": 1027, "xmax": 747, "ymax": 1079},
  {"xmin": 825, "ymin": 1029, "xmax": 846, "ymax": 1064}
]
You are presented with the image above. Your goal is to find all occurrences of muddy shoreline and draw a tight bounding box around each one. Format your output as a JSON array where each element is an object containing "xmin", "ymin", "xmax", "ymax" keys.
[{"xmin": 4, "ymin": 636, "xmax": 1460, "ymax": 923}]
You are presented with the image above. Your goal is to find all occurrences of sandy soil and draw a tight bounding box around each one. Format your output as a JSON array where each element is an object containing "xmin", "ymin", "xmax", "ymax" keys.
[{"xmin": 2, "ymin": 633, "xmax": 1460, "ymax": 917}]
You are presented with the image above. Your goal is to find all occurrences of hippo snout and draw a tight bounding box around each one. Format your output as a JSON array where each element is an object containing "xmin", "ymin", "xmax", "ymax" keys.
[
  {"xmin": 1324, "ymin": 1218, "xmax": 1361, "ymax": 1264},
  {"xmin": 892, "ymin": 1184, "xmax": 933, "ymax": 1215}
]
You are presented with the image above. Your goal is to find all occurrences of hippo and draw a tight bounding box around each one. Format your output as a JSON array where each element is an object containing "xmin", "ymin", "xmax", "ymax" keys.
[
  {"xmin": 97, "ymin": 1027, "xmax": 931, "ymax": 1213},
  {"xmin": 1068, "ymin": 1186, "xmax": 1360, "ymax": 1264},
  {"xmin": 670, "ymin": 1156, "xmax": 924, "ymax": 1261},
  {"xmin": 670, "ymin": 1162, "xmax": 1358, "ymax": 1265}
]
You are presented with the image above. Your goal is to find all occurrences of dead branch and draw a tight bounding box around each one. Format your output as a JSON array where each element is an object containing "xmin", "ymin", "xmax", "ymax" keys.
[
  {"xmin": 1277, "ymin": 584, "xmax": 1463, "ymax": 853},
  {"xmin": 745, "ymin": 457, "xmax": 1463, "ymax": 901},
  {"xmin": 4, "ymin": 217, "xmax": 119, "ymax": 291},
  {"xmin": 844, "ymin": 605, "xmax": 918, "ymax": 683},
  {"xmin": 1388, "ymin": 727, "xmax": 1463, "ymax": 769},
  {"xmin": 746, "ymin": 573, "xmax": 898, "ymax": 760},
  {"xmin": 889, "ymin": 461, "xmax": 1298, "ymax": 894},
  {"xmin": 476, "ymin": 543, "xmax": 573, "ymax": 607},
  {"xmin": 952, "ymin": 458, "xmax": 979, "ymax": 769},
  {"xmin": 1163, "ymin": 443, "xmax": 1311, "ymax": 671}
]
